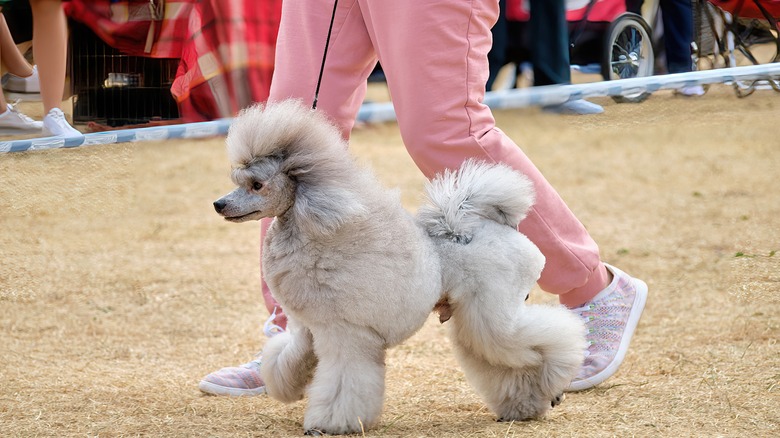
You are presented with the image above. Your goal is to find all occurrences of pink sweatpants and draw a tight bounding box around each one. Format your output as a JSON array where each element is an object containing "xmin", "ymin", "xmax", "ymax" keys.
[{"xmin": 260, "ymin": 0, "xmax": 609, "ymax": 330}]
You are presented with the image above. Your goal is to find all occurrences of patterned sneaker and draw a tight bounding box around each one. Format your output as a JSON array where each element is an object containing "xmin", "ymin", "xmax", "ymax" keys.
[
  {"xmin": 0, "ymin": 102, "xmax": 43, "ymax": 134},
  {"xmin": 567, "ymin": 264, "xmax": 648, "ymax": 391},
  {"xmin": 198, "ymin": 356, "xmax": 266, "ymax": 396},
  {"xmin": 43, "ymin": 108, "xmax": 83, "ymax": 138},
  {"xmin": 1, "ymin": 65, "xmax": 40, "ymax": 94}
]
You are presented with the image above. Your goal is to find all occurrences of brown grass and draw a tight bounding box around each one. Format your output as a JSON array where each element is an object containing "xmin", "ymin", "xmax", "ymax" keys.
[{"xmin": 1, "ymin": 84, "xmax": 778, "ymax": 437}]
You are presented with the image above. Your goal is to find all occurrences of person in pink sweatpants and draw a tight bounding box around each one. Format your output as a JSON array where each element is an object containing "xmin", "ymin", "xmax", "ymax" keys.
[{"xmin": 199, "ymin": 0, "xmax": 648, "ymax": 396}]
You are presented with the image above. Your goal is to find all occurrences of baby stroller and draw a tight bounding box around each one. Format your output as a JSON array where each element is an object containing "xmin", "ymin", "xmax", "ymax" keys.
[
  {"xmin": 694, "ymin": 0, "xmax": 780, "ymax": 96},
  {"xmin": 502, "ymin": 0, "xmax": 655, "ymax": 102}
]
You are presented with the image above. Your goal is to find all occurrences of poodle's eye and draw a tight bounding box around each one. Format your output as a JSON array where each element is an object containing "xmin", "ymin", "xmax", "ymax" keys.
[{"xmin": 252, "ymin": 181, "xmax": 264, "ymax": 191}]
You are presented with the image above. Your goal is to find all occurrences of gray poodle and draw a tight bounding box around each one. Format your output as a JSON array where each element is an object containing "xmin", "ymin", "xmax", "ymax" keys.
[{"xmin": 213, "ymin": 100, "xmax": 585, "ymax": 435}]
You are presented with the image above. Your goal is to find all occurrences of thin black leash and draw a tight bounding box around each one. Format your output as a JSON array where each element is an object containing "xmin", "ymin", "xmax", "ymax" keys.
[{"xmin": 312, "ymin": 0, "xmax": 340, "ymax": 110}]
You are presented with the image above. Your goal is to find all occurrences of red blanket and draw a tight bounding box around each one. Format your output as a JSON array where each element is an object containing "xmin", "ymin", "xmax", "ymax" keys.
[{"xmin": 65, "ymin": 0, "xmax": 281, "ymax": 122}]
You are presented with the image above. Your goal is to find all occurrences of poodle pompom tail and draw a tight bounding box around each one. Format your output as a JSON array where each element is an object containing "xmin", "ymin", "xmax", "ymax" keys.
[{"xmin": 418, "ymin": 159, "xmax": 535, "ymax": 243}]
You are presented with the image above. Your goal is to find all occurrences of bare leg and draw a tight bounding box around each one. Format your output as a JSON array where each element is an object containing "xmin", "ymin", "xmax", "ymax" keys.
[
  {"xmin": 29, "ymin": 0, "xmax": 67, "ymax": 113},
  {"xmin": 0, "ymin": 15, "xmax": 34, "ymax": 78}
]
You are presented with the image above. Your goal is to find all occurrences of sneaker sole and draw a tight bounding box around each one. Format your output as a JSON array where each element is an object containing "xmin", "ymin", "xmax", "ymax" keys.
[
  {"xmin": 0, "ymin": 126, "xmax": 43, "ymax": 135},
  {"xmin": 198, "ymin": 380, "xmax": 266, "ymax": 397},
  {"xmin": 567, "ymin": 275, "xmax": 648, "ymax": 392},
  {"xmin": 3, "ymin": 91, "xmax": 42, "ymax": 102}
]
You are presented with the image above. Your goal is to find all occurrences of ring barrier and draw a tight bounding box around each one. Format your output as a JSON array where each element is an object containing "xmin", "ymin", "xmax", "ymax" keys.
[{"xmin": 3, "ymin": 63, "xmax": 779, "ymax": 153}]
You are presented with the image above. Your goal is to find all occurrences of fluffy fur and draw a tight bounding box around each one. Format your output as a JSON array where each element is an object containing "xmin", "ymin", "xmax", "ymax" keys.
[
  {"xmin": 418, "ymin": 161, "xmax": 587, "ymax": 421},
  {"xmin": 215, "ymin": 100, "xmax": 443, "ymax": 434},
  {"xmin": 214, "ymin": 100, "xmax": 585, "ymax": 434}
]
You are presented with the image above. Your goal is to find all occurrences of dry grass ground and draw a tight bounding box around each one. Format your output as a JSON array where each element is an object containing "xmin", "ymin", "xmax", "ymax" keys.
[{"xmin": 1, "ymin": 84, "xmax": 778, "ymax": 437}]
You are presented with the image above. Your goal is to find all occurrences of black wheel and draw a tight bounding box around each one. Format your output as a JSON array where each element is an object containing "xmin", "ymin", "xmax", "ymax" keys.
[{"xmin": 602, "ymin": 13, "xmax": 654, "ymax": 103}]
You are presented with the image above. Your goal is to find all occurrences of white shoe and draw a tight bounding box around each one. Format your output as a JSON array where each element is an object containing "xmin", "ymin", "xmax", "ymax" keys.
[
  {"xmin": 43, "ymin": 108, "xmax": 83, "ymax": 138},
  {"xmin": 2, "ymin": 65, "xmax": 40, "ymax": 94},
  {"xmin": 543, "ymin": 99, "xmax": 604, "ymax": 115},
  {"xmin": 0, "ymin": 102, "xmax": 43, "ymax": 134},
  {"xmin": 675, "ymin": 85, "xmax": 705, "ymax": 97},
  {"xmin": 198, "ymin": 357, "xmax": 266, "ymax": 396}
]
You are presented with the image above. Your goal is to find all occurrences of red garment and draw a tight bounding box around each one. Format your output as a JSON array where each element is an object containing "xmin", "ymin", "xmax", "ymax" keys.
[
  {"xmin": 709, "ymin": 0, "xmax": 780, "ymax": 19},
  {"xmin": 507, "ymin": 0, "xmax": 626, "ymax": 22},
  {"xmin": 171, "ymin": 0, "xmax": 282, "ymax": 121},
  {"xmin": 65, "ymin": 0, "xmax": 281, "ymax": 122},
  {"xmin": 64, "ymin": 0, "xmax": 192, "ymax": 58}
]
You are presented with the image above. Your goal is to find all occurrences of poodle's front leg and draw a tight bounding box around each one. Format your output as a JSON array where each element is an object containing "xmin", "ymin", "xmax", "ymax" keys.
[
  {"xmin": 303, "ymin": 327, "xmax": 386, "ymax": 435},
  {"xmin": 260, "ymin": 322, "xmax": 317, "ymax": 403}
]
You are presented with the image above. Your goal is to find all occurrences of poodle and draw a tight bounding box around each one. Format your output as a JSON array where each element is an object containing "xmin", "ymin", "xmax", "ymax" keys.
[{"xmin": 213, "ymin": 100, "xmax": 585, "ymax": 435}]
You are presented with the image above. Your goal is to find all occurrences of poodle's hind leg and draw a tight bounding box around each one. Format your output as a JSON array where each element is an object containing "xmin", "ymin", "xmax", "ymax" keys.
[
  {"xmin": 260, "ymin": 323, "xmax": 317, "ymax": 403},
  {"xmin": 455, "ymin": 348, "xmax": 552, "ymax": 421},
  {"xmin": 303, "ymin": 327, "xmax": 386, "ymax": 435}
]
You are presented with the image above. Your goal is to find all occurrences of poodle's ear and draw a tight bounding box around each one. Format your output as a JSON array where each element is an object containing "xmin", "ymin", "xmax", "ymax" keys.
[
  {"xmin": 287, "ymin": 163, "xmax": 315, "ymax": 178},
  {"xmin": 292, "ymin": 185, "xmax": 368, "ymax": 236}
]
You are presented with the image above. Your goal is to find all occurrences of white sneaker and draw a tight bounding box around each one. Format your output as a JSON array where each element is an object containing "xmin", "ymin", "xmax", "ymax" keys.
[
  {"xmin": 675, "ymin": 85, "xmax": 705, "ymax": 97},
  {"xmin": 0, "ymin": 102, "xmax": 43, "ymax": 134},
  {"xmin": 2, "ymin": 65, "xmax": 41, "ymax": 94},
  {"xmin": 542, "ymin": 99, "xmax": 604, "ymax": 115},
  {"xmin": 43, "ymin": 108, "xmax": 83, "ymax": 138}
]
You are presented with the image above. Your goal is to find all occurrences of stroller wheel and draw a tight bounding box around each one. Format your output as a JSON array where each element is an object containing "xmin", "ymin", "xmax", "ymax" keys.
[{"xmin": 602, "ymin": 13, "xmax": 654, "ymax": 103}]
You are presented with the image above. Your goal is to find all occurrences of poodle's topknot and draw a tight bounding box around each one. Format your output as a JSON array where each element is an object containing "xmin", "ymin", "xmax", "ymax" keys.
[{"xmin": 225, "ymin": 99, "xmax": 347, "ymax": 169}]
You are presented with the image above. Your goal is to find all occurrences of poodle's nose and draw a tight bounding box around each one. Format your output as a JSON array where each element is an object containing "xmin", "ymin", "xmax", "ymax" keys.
[{"xmin": 213, "ymin": 199, "xmax": 227, "ymax": 214}]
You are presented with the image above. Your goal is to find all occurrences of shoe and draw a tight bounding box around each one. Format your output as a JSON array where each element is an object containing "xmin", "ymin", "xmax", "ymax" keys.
[
  {"xmin": 2, "ymin": 65, "xmax": 40, "ymax": 94},
  {"xmin": 567, "ymin": 264, "xmax": 648, "ymax": 391},
  {"xmin": 199, "ymin": 356, "xmax": 266, "ymax": 396},
  {"xmin": 675, "ymin": 85, "xmax": 705, "ymax": 97},
  {"xmin": 0, "ymin": 102, "xmax": 43, "ymax": 134},
  {"xmin": 543, "ymin": 99, "xmax": 604, "ymax": 115},
  {"xmin": 42, "ymin": 108, "xmax": 83, "ymax": 138}
]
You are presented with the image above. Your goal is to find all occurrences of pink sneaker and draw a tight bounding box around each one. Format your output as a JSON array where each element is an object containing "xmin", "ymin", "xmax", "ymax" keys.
[
  {"xmin": 198, "ymin": 357, "xmax": 266, "ymax": 396},
  {"xmin": 567, "ymin": 264, "xmax": 648, "ymax": 391}
]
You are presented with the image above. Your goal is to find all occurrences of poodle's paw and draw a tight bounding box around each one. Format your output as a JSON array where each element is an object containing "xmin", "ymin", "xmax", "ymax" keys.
[
  {"xmin": 551, "ymin": 393, "xmax": 565, "ymax": 408},
  {"xmin": 304, "ymin": 429, "xmax": 326, "ymax": 436}
]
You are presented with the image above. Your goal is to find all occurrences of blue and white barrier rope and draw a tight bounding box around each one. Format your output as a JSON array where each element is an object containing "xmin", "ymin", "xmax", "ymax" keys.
[
  {"xmin": 2, "ymin": 63, "xmax": 779, "ymax": 153},
  {"xmin": 0, "ymin": 118, "xmax": 233, "ymax": 154},
  {"xmin": 357, "ymin": 62, "xmax": 780, "ymax": 123}
]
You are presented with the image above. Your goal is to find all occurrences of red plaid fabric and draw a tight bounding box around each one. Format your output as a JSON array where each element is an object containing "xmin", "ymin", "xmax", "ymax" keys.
[
  {"xmin": 64, "ymin": 0, "xmax": 193, "ymax": 58},
  {"xmin": 65, "ymin": 0, "xmax": 281, "ymax": 122},
  {"xmin": 171, "ymin": 0, "xmax": 282, "ymax": 121}
]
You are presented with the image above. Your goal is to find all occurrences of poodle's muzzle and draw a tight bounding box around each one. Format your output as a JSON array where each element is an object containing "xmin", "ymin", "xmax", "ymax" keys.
[{"xmin": 213, "ymin": 188, "xmax": 265, "ymax": 223}]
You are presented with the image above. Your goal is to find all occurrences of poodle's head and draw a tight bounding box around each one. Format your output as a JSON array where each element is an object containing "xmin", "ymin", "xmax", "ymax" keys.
[
  {"xmin": 214, "ymin": 100, "xmax": 366, "ymax": 233},
  {"xmin": 213, "ymin": 152, "xmax": 296, "ymax": 223}
]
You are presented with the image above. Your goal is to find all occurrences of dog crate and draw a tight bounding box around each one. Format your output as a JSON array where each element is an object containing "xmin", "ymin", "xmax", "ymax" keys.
[{"xmin": 68, "ymin": 20, "xmax": 180, "ymax": 127}]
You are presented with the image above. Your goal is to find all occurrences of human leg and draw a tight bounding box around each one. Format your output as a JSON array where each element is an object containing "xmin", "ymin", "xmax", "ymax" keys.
[
  {"xmin": 660, "ymin": 0, "xmax": 695, "ymax": 74},
  {"xmin": 0, "ymin": 15, "xmax": 42, "ymax": 133},
  {"xmin": 0, "ymin": 14, "xmax": 34, "ymax": 79},
  {"xmin": 529, "ymin": 0, "xmax": 570, "ymax": 86},
  {"xmin": 29, "ymin": 0, "xmax": 81, "ymax": 136},
  {"xmin": 363, "ymin": 0, "xmax": 642, "ymax": 389},
  {"xmin": 268, "ymin": 0, "xmax": 378, "ymax": 137},
  {"xmin": 529, "ymin": 0, "xmax": 603, "ymax": 114},
  {"xmin": 660, "ymin": 0, "xmax": 704, "ymax": 96},
  {"xmin": 363, "ymin": 0, "xmax": 606, "ymax": 306},
  {"xmin": 201, "ymin": 0, "xmax": 377, "ymax": 396},
  {"xmin": 486, "ymin": 0, "xmax": 509, "ymax": 91}
]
